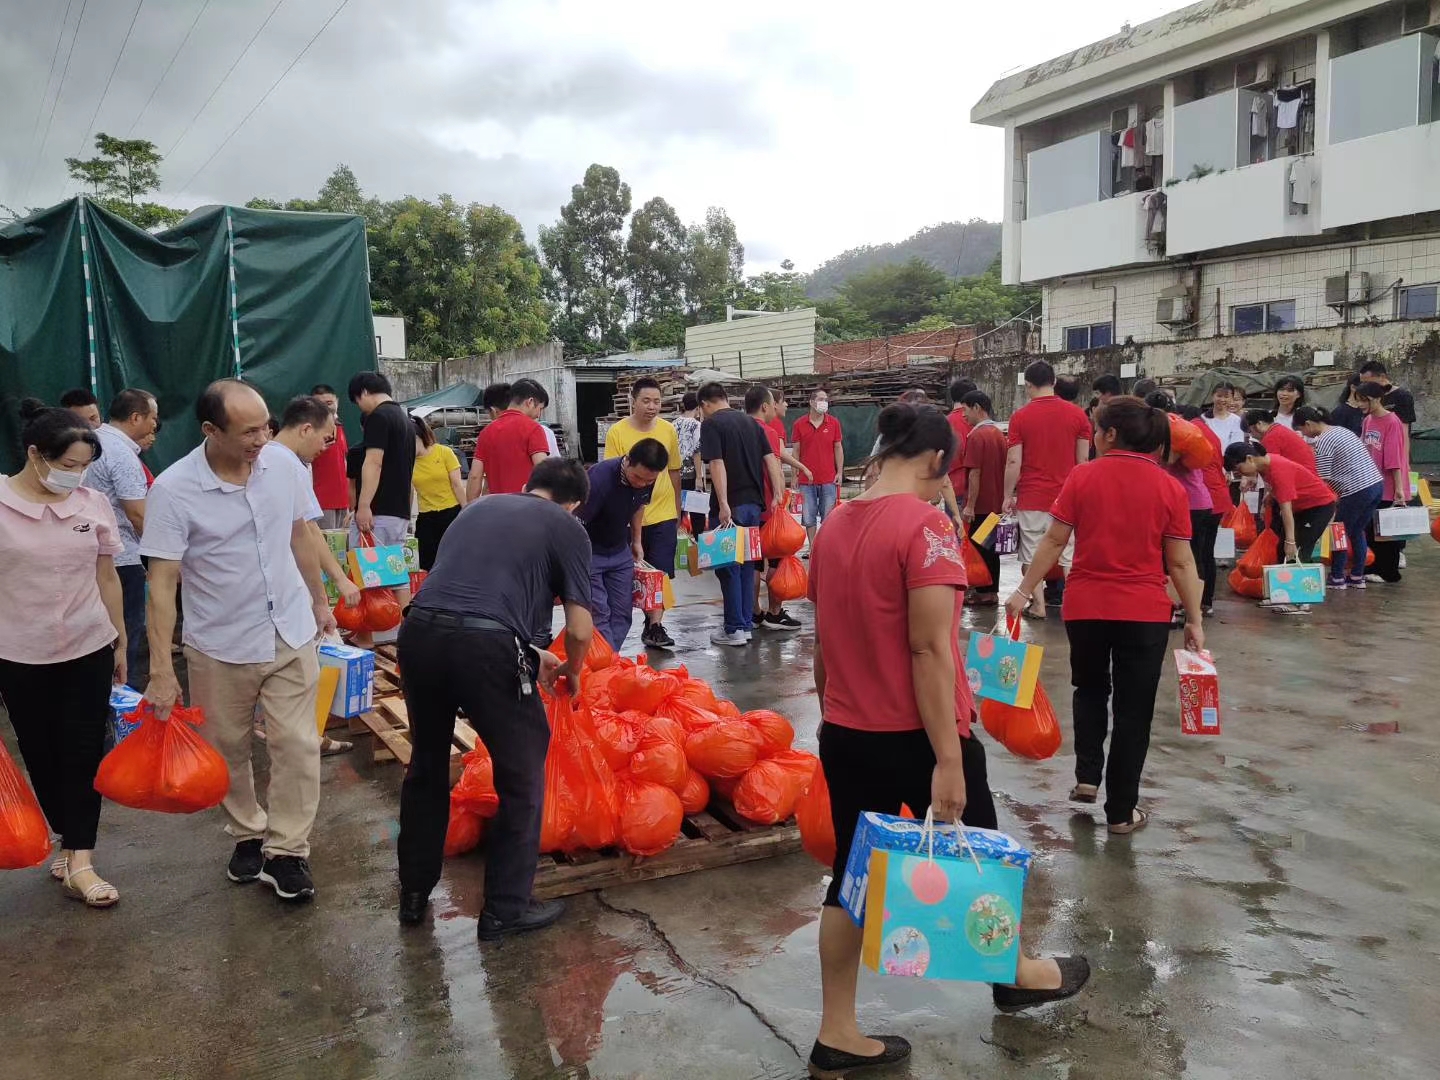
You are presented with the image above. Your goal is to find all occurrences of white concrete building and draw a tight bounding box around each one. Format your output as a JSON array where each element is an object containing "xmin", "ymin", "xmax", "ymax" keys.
[{"xmin": 972, "ymin": 0, "xmax": 1440, "ymax": 359}]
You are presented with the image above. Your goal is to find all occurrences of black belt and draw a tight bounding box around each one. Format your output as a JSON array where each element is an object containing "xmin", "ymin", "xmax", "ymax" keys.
[{"xmin": 406, "ymin": 609, "xmax": 512, "ymax": 634}]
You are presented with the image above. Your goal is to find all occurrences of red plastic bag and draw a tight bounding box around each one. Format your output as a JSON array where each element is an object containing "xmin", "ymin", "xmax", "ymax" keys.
[
  {"xmin": 592, "ymin": 709, "xmax": 642, "ymax": 773},
  {"xmin": 1168, "ymin": 415, "xmax": 1213, "ymax": 470},
  {"xmin": 959, "ymin": 528, "xmax": 993, "ymax": 589},
  {"xmin": 617, "ymin": 779, "xmax": 685, "ymax": 856},
  {"xmin": 452, "ymin": 745, "xmax": 500, "ymax": 818},
  {"xmin": 656, "ymin": 696, "xmax": 721, "ymax": 734},
  {"xmin": 548, "ymin": 629, "xmax": 617, "ymax": 673},
  {"xmin": 95, "ymin": 705, "xmax": 229, "ymax": 813},
  {"xmin": 796, "ymin": 765, "xmax": 835, "ymax": 868},
  {"xmin": 767, "ymin": 556, "xmax": 808, "ymax": 602},
  {"xmin": 334, "ymin": 596, "xmax": 367, "ymax": 633},
  {"xmin": 742, "ymin": 710, "xmax": 795, "ymax": 754},
  {"xmin": 444, "ymin": 804, "xmax": 484, "ymax": 857},
  {"xmin": 1237, "ymin": 529, "xmax": 1279, "ymax": 579},
  {"xmin": 610, "ymin": 665, "xmax": 681, "ymax": 714},
  {"xmin": 550, "ymin": 697, "xmax": 621, "ymax": 851},
  {"xmin": 539, "ymin": 728, "xmax": 577, "ymax": 853},
  {"xmin": 358, "ymin": 588, "xmax": 402, "ymax": 632},
  {"xmin": 581, "ymin": 660, "xmax": 630, "ymax": 709},
  {"xmin": 731, "ymin": 750, "xmax": 817, "ymax": 825},
  {"xmin": 979, "ymin": 684, "xmax": 1062, "ymax": 761},
  {"xmin": 1221, "ymin": 502, "xmax": 1258, "ymax": 548},
  {"xmin": 0, "ymin": 740, "xmax": 50, "ymax": 870},
  {"xmin": 715, "ymin": 700, "xmax": 741, "ymax": 720},
  {"xmin": 684, "ymin": 720, "xmax": 765, "ymax": 779},
  {"xmin": 1432, "ymin": 514, "xmax": 1440, "ymax": 543},
  {"xmin": 630, "ymin": 737, "xmax": 688, "ymax": 791},
  {"xmin": 710, "ymin": 773, "xmax": 741, "ymax": 800},
  {"xmin": 760, "ymin": 508, "xmax": 806, "ymax": 558},
  {"xmin": 1228, "ymin": 567, "xmax": 1263, "ymax": 599},
  {"xmin": 675, "ymin": 678, "xmax": 720, "ymax": 713},
  {"xmin": 678, "ymin": 769, "xmax": 710, "ymax": 814}
]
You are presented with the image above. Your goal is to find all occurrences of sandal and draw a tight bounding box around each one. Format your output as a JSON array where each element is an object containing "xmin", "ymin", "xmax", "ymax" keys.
[
  {"xmin": 1108, "ymin": 808, "xmax": 1150, "ymax": 835},
  {"xmin": 64, "ymin": 866, "xmax": 119, "ymax": 909},
  {"xmin": 320, "ymin": 737, "xmax": 354, "ymax": 756},
  {"xmin": 1069, "ymin": 784, "xmax": 1098, "ymax": 804},
  {"xmin": 50, "ymin": 854, "xmax": 69, "ymax": 881},
  {"xmin": 1021, "ymin": 602, "xmax": 1047, "ymax": 621}
]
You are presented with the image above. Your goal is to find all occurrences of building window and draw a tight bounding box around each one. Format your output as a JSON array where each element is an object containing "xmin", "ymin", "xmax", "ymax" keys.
[
  {"xmin": 1231, "ymin": 300, "xmax": 1296, "ymax": 334},
  {"xmin": 1064, "ymin": 323, "xmax": 1113, "ymax": 350},
  {"xmin": 1397, "ymin": 284, "xmax": 1437, "ymax": 320}
]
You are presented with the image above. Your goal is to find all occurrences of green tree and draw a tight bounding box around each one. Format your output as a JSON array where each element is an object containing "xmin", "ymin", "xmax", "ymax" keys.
[
  {"xmin": 838, "ymin": 257, "xmax": 950, "ymax": 334},
  {"xmin": 814, "ymin": 295, "xmax": 877, "ymax": 342},
  {"xmin": 684, "ymin": 206, "xmax": 745, "ymax": 323},
  {"xmin": 626, "ymin": 196, "xmax": 688, "ymax": 348},
  {"xmin": 540, "ymin": 164, "xmax": 632, "ymax": 353},
  {"xmin": 928, "ymin": 256, "xmax": 1041, "ymax": 328},
  {"xmin": 65, "ymin": 133, "xmax": 185, "ymax": 230}
]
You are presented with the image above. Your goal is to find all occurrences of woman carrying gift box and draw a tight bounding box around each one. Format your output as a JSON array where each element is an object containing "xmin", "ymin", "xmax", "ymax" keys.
[
  {"xmin": 1223, "ymin": 441, "xmax": 1337, "ymax": 600},
  {"xmin": 809, "ymin": 401, "xmax": 1088, "ymax": 1079},
  {"xmin": 1006, "ymin": 397, "xmax": 1203, "ymax": 835}
]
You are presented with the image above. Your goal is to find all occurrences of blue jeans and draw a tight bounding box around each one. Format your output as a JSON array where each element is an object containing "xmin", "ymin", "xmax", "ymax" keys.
[
  {"xmin": 713, "ymin": 503, "xmax": 762, "ymax": 633},
  {"xmin": 589, "ymin": 547, "xmax": 636, "ymax": 651},
  {"xmin": 1332, "ymin": 482, "xmax": 1383, "ymax": 579},
  {"xmin": 117, "ymin": 563, "xmax": 147, "ymax": 685},
  {"xmin": 799, "ymin": 483, "xmax": 839, "ymax": 529}
]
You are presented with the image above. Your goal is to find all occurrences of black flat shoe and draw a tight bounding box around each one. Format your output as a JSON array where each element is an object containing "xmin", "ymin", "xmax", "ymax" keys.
[
  {"xmin": 992, "ymin": 955, "xmax": 1091, "ymax": 1013},
  {"xmin": 477, "ymin": 898, "xmax": 566, "ymax": 942},
  {"xmin": 807, "ymin": 1035, "xmax": 911, "ymax": 1078},
  {"xmin": 399, "ymin": 890, "xmax": 429, "ymax": 926}
]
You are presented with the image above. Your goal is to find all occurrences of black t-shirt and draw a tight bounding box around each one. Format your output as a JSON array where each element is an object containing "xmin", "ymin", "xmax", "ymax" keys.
[
  {"xmin": 699, "ymin": 407, "xmax": 772, "ymax": 513},
  {"xmin": 361, "ymin": 401, "xmax": 417, "ymax": 519},
  {"xmin": 1383, "ymin": 385, "xmax": 1416, "ymax": 427},
  {"xmin": 413, "ymin": 494, "xmax": 593, "ymax": 644}
]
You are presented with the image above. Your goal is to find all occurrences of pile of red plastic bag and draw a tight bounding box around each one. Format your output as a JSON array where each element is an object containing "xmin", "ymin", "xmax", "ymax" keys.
[{"xmin": 444, "ymin": 637, "xmax": 822, "ymax": 860}]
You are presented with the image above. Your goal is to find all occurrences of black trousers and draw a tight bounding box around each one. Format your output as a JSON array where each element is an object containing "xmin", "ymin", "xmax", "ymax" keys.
[
  {"xmin": 819, "ymin": 722, "xmax": 997, "ymax": 907},
  {"xmin": 974, "ymin": 541, "xmax": 1001, "ymax": 597},
  {"xmin": 1267, "ymin": 503, "xmax": 1335, "ymax": 563},
  {"xmin": 396, "ymin": 613, "xmax": 550, "ymax": 920},
  {"xmin": 1190, "ymin": 510, "xmax": 1221, "ymax": 608},
  {"xmin": 0, "ymin": 646, "xmax": 114, "ymax": 850},
  {"xmin": 117, "ymin": 563, "xmax": 148, "ymax": 688},
  {"xmin": 1065, "ymin": 619, "xmax": 1171, "ymax": 826},
  {"xmin": 415, "ymin": 505, "xmax": 462, "ymax": 572}
]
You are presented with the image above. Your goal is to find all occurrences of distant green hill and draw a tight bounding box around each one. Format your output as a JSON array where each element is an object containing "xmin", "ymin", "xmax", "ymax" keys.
[{"xmin": 804, "ymin": 219, "xmax": 1002, "ymax": 299}]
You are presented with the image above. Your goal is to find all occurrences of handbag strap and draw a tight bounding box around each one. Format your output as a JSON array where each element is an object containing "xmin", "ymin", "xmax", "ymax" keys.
[
  {"xmin": 358, "ymin": 529, "xmax": 378, "ymax": 548},
  {"xmin": 920, "ymin": 807, "xmax": 983, "ymax": 874}
]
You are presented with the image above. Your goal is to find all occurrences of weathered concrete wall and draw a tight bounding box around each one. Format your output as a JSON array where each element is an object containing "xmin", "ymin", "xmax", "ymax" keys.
[
  {"xmin": 439, "ymin": 342, "xmax": 576, "ymax": 452},
  {"xmin": 379, "ymin": 360, "xmax": 439, "ymax": 402}
]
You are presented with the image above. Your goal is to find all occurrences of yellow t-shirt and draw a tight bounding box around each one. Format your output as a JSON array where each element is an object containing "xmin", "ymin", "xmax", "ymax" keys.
[
  {"xmin": 412, "ymin": 444, "xmax": 461, "ymax": 513},
  {"xmin": 604, "ymin": 417, "xmax": 680, "ymax": 526}
]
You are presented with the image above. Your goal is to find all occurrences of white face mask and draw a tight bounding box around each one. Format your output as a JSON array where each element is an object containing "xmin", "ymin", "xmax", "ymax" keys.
[
  {"xmin": 38, "ymin": 461, "xmax": 85, "ymax": 495},
  {"xmin": 814, "ymin": 401, "xmax": 829, "ymax": 414}
]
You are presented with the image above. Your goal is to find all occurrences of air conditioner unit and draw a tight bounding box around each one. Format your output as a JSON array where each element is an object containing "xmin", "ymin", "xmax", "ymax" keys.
[
  {"xmin": 1401, "ymin": 0, "xmax": 1440, "ymax": 34},
  {"xmin": 1156, "ymin": 293, "xmax": 1193, "ymax": 325},
  {"xmin": 1236, "ymin": 55, "xmax": 1276, "ymax": 88},
  {"xmin": 1325, "ymin": 271, "xmax": 1372, "ymax": 306}
]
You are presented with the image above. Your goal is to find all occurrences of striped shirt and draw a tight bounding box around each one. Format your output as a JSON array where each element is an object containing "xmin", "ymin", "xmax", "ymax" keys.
[{"xmin": 1310, "ymin": 425, "xmax": 1382, "ymax": 498}]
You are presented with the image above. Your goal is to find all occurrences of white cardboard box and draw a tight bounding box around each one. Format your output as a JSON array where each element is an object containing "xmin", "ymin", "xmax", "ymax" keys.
[{"xmin": 319, "ymin": 643, "xmax": 375, "ymax": 718}]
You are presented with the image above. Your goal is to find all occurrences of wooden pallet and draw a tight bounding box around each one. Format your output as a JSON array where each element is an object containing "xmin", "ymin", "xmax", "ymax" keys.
[{"xmin": 531, "ymin": 800, "xmax": 802, "ymax": 900}]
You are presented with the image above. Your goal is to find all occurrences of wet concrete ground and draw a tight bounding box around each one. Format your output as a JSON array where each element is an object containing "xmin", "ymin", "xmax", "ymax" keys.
[{"xmin": 3, "ymin": 547, "xmax": 1439, "ymax": 1079}]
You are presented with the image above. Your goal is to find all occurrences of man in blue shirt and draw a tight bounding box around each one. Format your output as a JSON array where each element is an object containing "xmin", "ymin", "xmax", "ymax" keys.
[{"xmin": 578, "ymin": 438, "xmax": 667, "ymax": 650}]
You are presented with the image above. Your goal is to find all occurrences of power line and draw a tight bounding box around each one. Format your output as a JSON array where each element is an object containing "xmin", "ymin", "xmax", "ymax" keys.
[
  {"xmin": 127, "ymin": 0, "xmax": 216, "ymax": 137},
  {"xmin": 166, "ymin": 0, "xmax": 287, "ymax": 159},
  {"xmin": 25, "ymin": 0, "xmax": 90, "ymax": 201},
  {"xmin": 76, "ymin": 0, "xmax": 146, "ymax": 156},
  {"xmin": 26, "ymin": 0, "xmax": 76, "ymax": 157},
  {"xmin": 179, "ymin": 0, "xmax": 353, "ymax": 191}
]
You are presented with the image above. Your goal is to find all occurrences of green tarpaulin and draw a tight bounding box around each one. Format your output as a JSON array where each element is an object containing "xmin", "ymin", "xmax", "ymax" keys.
[
  {"xmin": 0, "ymin": 198, "xmax": 375, "ymax": 473},
  {"xmin": 401, "ymin": 382, "xmax": 483, "ymax": 410}
]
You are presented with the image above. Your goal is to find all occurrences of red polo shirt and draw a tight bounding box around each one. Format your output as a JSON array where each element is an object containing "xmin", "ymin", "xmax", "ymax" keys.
[
  {"xmin": 767, "ymin": 416, "xmax": 788, "ymax": 445},
  {"xmin": 791, "ymin": 412, "xmax": 844, "ymax": 485},
  {"xmin": 311, "ymin": 423, "xmax": 350, "ymax": 511},
  {"xmin": 1261, "ymin": 424, "xmax": 1319, "ymax": 475},
  {"xmin": 1007, "ymin": 395, "xmax": 1094, "ymax": 512},
  {"xmin": 1050, "ymin": 451, "xmax": 1192, "ymax": 623},
  {"xmin": 1265, "ymin": 453, "xmax": 1335, "ymax": 511},
  {"xmin": 759, "ymin": 418, "xmax": 784, "ymax": 517},
  {"xmin": 474, "ymin": 409, "xmax": 549, "ymax": 495},
  {"xmin": 946, "ymin": 410, "xmax": 971, "ymax": 497}
]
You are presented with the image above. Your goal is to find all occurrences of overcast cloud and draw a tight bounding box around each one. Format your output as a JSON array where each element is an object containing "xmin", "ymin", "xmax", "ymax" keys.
[{"xmin": 0, "ymin": 0, "xmax": 1191, "ymax": 271}]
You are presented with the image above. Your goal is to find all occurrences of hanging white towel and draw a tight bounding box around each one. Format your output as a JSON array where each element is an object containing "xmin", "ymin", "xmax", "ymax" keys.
[
  {"xmin": 1289, "ymin": 157, "xmax": 1313, "ymax": 206},
  {"xmin": 1275, "ymin": 94, "xmax": 1302, "ymax": 130},
  {"xmin": 1250, "ymin": 96, "xmax": 1269, "ymax": 137},
  {"xmin": 1143, "ymin": 116, "xmax": 1164, "ymax": 154}
]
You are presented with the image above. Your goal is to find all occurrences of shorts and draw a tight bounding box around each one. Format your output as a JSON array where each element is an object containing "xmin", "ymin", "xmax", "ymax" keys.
[
  {"xmin": 819, "ymin": 722, "xmax": 997, "ymax": 908},
  {"xmin": 799, "ymin": 483, "xmax": 839, "ymax": 529},
  {"xmin": 641, "ymin": 519, "xmax": 679, "ymax": 581},
  {"xmin": 350, "ymin": 514, "xmax": 409, "ymax": 548},
  {"xmin": 1016, "ymin": 510, "xmax": 1074, "ymax": 569},
  {"xmin": 318, "ymin": 509, "xmax": 348, "ymax": 531}
]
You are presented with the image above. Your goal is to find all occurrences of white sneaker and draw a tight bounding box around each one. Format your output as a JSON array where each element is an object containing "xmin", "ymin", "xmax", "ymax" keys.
[
  {"xmin": 1398, "ymin": 552, "xmax": 1407, "ymax": 569},
  {"xmin": 1266, "ymin": 603, "xmax": 1308, "ymax": 615},
  {"xmin": 1365, "ymin": 574, "xmax": 1385, "ymax": 584},
  {"xmin": 711, "ymin": 629, "xmax": 748, "ymax": 647},
  {"xmin": 741, "ymin": 629, "xmax": 754, "ymax": 642}
]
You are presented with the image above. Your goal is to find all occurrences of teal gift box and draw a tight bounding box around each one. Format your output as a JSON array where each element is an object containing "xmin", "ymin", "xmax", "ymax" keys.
[
  {"xmin": 697, "ymin": 526, "xmax": 744, "ymax": 569},
  {"xmin": 964, "ymin": 626, "xmax": 1044, "ymax": 709},
  {"xmin": 840, "ymin": 812, "xmax": 1031, "ymax": 984},
  {"xmin": 1262, "ymin": 562, "xmax": 1325, "ymax": 604}
]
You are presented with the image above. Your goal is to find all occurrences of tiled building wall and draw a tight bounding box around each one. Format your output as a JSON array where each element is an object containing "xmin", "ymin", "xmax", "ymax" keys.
[{"xmin": 1043, "ymin": 233, "xmax": 1440, "ymax": 351}]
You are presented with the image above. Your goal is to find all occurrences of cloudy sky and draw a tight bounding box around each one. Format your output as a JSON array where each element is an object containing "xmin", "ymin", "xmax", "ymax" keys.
[{"xmin": 0, "ymin": 0, "xmax": 1191, "ymax": 272}]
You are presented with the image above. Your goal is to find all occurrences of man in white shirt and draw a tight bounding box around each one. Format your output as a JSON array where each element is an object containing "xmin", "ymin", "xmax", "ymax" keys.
[
  {"xmin": 142, "ymin": 379, "xmax": 330, "ymax": 903},
  {"xmin": 86, "ymin": 389, "xmax": 158, "ymax": 686}
]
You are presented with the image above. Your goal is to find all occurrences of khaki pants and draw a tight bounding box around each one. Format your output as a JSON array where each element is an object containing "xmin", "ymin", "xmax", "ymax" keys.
[{"xmin": 186, "ymin": 634, "xmax": 321, "ymax": 858}]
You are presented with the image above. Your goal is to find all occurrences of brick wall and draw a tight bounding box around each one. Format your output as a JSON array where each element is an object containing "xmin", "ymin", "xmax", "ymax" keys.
[{"xmin": 814, "ymin": 327, "xmax": 977, "ymax": 374}]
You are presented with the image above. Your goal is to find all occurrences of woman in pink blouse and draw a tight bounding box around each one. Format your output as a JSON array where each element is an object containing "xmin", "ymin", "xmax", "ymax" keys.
[
  {"xmin": 0, "ymin": 400, "xmax": 126, "ymax": 907},
  {"xmin": 1357, "ymin": 381, "xmax": 1411, "ymax": 584}
]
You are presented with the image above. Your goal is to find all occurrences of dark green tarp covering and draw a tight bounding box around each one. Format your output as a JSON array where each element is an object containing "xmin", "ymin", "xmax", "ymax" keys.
[
  {"xmin": 401, "ymin": 382, "xmax": 483, "ymax": 410},
  {"xmin": 0, "ymin": 198, "xmax": 375, "ymax": 473}
]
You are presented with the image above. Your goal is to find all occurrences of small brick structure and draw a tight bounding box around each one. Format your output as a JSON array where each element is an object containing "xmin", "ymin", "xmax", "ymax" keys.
[{"xmin": 813, "ymin": 327, "xmax": 978, "ymax": 374}]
